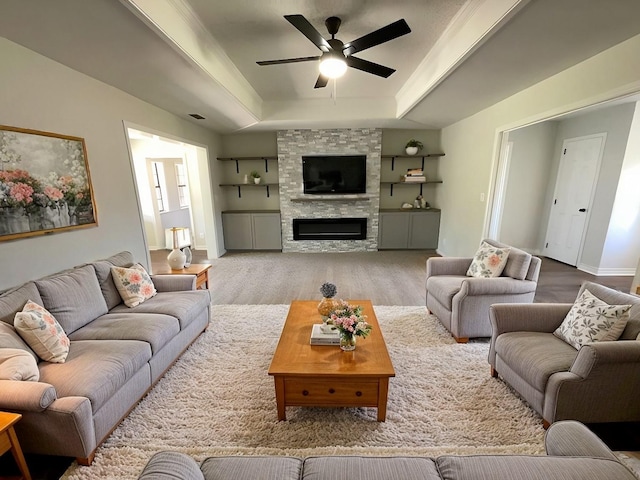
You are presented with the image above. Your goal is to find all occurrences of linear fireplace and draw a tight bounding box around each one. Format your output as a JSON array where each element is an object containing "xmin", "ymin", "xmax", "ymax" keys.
[{"xmin": 293, "ymin": 218, "xmax": 367, "ymax": 240}]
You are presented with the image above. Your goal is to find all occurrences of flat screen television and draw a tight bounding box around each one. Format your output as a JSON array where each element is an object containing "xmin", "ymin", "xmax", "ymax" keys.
[{"xmin": 302, "ymin": 155, "xmax": 366, "ymax": 194}]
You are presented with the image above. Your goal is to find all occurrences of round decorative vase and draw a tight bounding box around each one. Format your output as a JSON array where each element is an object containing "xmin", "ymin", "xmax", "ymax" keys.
[
  {"xmin": 405, "ymin": 146, "xmax": 419, "ymax": 155},
  {"xmin": 253, "ymin": 177, "xmax": 261, "ymax": 184},
  {"xmin": 182, "ymin": 246, "xmax": 192, "ymax": 267},
  {"xmin": 340, "ymin": 333, "xmax": 356, "ymax": 351},
  {"xmin": 317, "ymin": 297, "xmax": 337, "ymax": 319},
  {"xmin": 167, "ymin": 248, "xmax": 186, "ymax": 270}
]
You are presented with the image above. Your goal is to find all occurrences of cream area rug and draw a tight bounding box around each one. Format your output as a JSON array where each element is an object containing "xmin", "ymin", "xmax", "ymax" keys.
[{"xmin": 63, "ymin": 305, "xmax": 547, "ymax": 479}]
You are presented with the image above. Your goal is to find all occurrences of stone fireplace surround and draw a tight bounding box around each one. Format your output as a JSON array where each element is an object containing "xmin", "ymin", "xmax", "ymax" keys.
[{"xmin": 277, "ymin": 128, "xmax": 382, "ymax": 253}]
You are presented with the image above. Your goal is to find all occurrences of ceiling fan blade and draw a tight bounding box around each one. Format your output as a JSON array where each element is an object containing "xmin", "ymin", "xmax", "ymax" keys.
[
  {"xmin": 314, "ymin": 74, "xmax": 329, "ymax": 89},
  {"xmin": 343, "ymin": 19, "xmax": 411, "ymax": 56},
  {"xmin": 346, "ymin": 56, "xmax": 395, "ymax": 78},
  {"xmin": 257, "ymin": 56, "xmax": 320, "ymax": 66},
  {"xmin": 285, "ymin": 14, "xmax": 331, "ymax": 52}
]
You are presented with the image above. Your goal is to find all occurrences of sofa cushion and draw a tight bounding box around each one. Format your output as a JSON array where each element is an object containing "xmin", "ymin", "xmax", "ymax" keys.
[
  {"xmin": 426, "ymin": 276, "xmax": 464, "ymax": 309},
  {"xmin": 35, "ymin": 264, "xmax": 109, "ymax": 334},
  {"xmin": 92, "ymin": 251, "xmax": 136, "ymax": 310},
  {"xmin": 466, "ymin": 241, "xmax": 510, "ymax": 278},
  {"xmin": 436, "ymin": 455, "xmax": 635, "ymax": 480},
  {"xmin": 68, "ymin": 313, "xmax": 180, "ymax": 354},
  {"xmin": 111, "ymin": 264, "xmax": 157, "ymax": 308},
  {"xmin": 302, "ymin": 456, "xmax": 441, "ymax": 480},
  {"xmin": 14, "ymin": 301, "xmax": 70, "ymax": 363},
  {"xmin": 0, "ymin": 282, "xmax": 42, "ymax": 325},
  {"xmin": 578, "ymin": 282, "xmax": 640, "ymax": 340},
  {"xmin": 0, "ymin": 348, "xmax": 39, "ymax": 381},
  {"xmin": 140, "ymin": 452, "xmax": 204, "ymax": 480},
  {"xmin": 200, "ymin": 456, "xmax": 303, "ymax": 480},
  {"xmin": 39, "ymin": 339, "xmax": 151, "ymax": 411},
  {"xmin": 109, "ymin": 290, "xmax": 210, "ymax": 330},
  {"xmin": 495, "ymin": 332, "xmax": 578, "ymax": 392},
  {"xmin": 0, "ymin": 321, "xmax": 37, "ymax": 360},
  {"xmin": 554, "ymin": 289, "xmax": 631, "ymax": 349}
]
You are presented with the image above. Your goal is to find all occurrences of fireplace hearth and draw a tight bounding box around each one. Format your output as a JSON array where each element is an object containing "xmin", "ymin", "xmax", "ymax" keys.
[{"xmin": 293, "ymin": 218, "xmax": 367, "ymax": 240}]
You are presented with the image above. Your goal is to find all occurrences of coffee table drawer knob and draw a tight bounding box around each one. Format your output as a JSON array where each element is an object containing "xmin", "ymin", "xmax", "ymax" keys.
[
  {"xmin": 328, "ymin": 388, "xmax": 335, "ymax": 394},
  {"xmin": 356, "ymin": 391, "xmax": 362, "ymax": 397},
  {"xmin": 302, "ymin": 390, "xmax": 309, "ymax": 396}
]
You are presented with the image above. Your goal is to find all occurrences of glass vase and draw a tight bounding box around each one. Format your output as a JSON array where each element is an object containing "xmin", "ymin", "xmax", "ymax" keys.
[
  {"xmin": 317, "ymin": 297, "xmax": 337, "ymax": 319},
  {"xmin": 340, "ymin": 332, "xmax": 356, "ymax": 351}
]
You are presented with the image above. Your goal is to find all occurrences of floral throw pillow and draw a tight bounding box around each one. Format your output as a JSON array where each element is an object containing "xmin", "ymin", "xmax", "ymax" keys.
[
  {"xmin": 111, "ymin": 264, "xmax": 157, "ymax": 308},
  {"xmin": 554, "ymin": 289, "xmax": 631, "ymax": 349},
  {"xmin": 14, "ymin": 301, "xmax": 70, "ymax": 363},
  {"xmin": 466, "ymin": 241, "xmax": 511, "ymax": 278}
]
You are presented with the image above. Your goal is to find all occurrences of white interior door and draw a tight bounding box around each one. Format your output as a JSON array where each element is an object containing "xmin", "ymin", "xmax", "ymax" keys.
[{"xmin": 544, "ymin": 134, "xmax": 605, "ymax": 265}]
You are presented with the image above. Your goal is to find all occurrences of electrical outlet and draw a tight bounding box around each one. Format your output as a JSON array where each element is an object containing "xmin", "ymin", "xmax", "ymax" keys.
[
  {"xmin": 480, "ymin": 192, "xmax": 485, "ymax": 202},
  {"xmin": 199, "ymin": 232, "xmax": 204, "ymax": 238}
]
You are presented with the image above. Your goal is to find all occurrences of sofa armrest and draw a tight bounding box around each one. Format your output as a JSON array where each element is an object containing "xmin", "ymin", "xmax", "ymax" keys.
[
  {"xmin": 459, "ymin": 277, "xmax": 537, "ymax": 296},
  {"xmin": 151, "ymin": 275, "xmax": 196, "ymax": 292},
  {"xmin": 139, "ymin": 451, "xmax": 204, "ymax": 480},
  {"xmin": 426, "ymin": 257, "xmax": 473, "ymax": 278},
  {"xmin": 545, "ymin": 420, "xmax": 619, "ymax": 460},
  {"xmin": 0, "ymin": 380, "xmax": 57, "ymax": 412}
]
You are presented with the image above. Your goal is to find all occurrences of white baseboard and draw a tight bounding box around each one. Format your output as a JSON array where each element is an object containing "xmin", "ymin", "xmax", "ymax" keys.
[{"xmin": 577, "ymin": 263, "xmax": 635, "ymax": 276}]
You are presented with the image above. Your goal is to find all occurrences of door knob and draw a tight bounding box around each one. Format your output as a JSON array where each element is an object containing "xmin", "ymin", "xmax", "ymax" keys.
[{"xmin": 578, "ymin": 208, "xmax": 586, "ymax": 212}]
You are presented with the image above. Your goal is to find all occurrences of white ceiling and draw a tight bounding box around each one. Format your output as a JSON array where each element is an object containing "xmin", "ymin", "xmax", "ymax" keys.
[{"xmin": 2, "ymin": 0, "xmax": 640, "ymax": 133}]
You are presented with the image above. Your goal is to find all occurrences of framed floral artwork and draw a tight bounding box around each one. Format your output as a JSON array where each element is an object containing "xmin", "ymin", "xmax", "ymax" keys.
[{"xmin": 0, "ymin": 125, "xmax": 98, "ymax": 241}]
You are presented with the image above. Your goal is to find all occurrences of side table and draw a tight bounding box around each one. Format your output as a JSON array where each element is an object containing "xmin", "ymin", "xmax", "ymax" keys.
[
  {"xmin": 0, "ymin": 411, "xmax": 32, "ymax": 480},
  {"xmin": 153, "ymin": 263, "xmax": 212, "ymax": 290}
]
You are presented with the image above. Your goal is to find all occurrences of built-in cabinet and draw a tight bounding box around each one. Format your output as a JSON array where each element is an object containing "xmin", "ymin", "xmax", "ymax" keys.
[
  {"xmin": 222, "ymin": 211, "xmax": 282, "ymax": 250},
  {"xmin": 378, "ymin": 209, "xmax": 441, "ymax": 249},
  {"xmin": 218, "ymin": 152, "xmax": 444, "ymax": 251}
]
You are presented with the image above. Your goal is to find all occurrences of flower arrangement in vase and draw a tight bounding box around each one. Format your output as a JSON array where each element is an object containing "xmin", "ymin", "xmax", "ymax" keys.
[
  {"xmin": 250, "ymin": 170, "xmax": 261, "ymax": 184},
  {"xmin": 328, "ymin": 301, "xmax": 372, "ymax": 351},
  {"xmin": 405, "ymin": 139, "xmax": 424, "ymax": 155}
]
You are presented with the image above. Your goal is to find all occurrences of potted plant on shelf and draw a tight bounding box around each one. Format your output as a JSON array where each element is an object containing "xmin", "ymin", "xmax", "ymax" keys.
[
  {"xmin": 405, "ymin": 139, "xmax": 424, "ymax": 155},
  {"xmin": 250, "ymin": 170, "xmax": 261, "ymax": 184}
]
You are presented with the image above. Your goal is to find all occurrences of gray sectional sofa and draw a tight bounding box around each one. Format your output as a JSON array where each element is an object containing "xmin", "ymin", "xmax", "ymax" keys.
[
  {"xmin": 138, "ymin": 421, "xmax": 636, "ymax": 480},
  {"xmin": 0, "ymin": 251, "xmax": 210, "ymax": 465}
]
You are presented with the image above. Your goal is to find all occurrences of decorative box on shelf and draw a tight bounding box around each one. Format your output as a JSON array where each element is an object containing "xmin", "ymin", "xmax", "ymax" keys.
[{"xmin": 310, "ymin": 324, "xmax": 340, "ymax": 345}]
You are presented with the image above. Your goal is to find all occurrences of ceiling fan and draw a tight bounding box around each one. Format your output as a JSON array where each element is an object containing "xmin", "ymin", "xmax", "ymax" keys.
[{"xmin": 256, "ymin": 14, "xmax": 411, "ymax": 88}]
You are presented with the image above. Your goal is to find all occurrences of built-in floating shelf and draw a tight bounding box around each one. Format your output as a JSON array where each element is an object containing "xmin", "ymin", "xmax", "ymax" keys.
[
  {"xmin": 291, "ymin": 194, "xmax": 374, "ymax": 202},
  {"xmin": 217, "ymin": 156, "xmax": 277, "ymax": 173},
  {"xmin": 219, "ymin": 183, "xmax": 279, "ymax": 198},
  {"xmin": 380, "ymin": 180, "xmax": 443, "ymax": 196},
  {"xmin": 381, "ymin": 153, "xmax": 445, "ymax": 171}
]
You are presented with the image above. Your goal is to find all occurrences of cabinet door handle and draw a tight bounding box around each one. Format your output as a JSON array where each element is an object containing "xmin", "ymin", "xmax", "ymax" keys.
[
  {"xmin": 328, "ymin": 388, "xmax": 335, "ymax": 394},
  {"xmin": 355, "ymin": 391, "xmax": 362, "ymax": 397},
  {"xmin": 302, "ymin": 390, "xmax": 309, "ymax": 396},
  {"xmin": 578, "ymin": 208, "xmax": 586, "ymax": 212}
]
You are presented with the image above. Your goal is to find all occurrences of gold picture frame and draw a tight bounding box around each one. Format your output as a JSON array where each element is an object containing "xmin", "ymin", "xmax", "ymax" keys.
[{"xmin": 0, "ymin": 125, "xmax": 98, "ymax": 241}]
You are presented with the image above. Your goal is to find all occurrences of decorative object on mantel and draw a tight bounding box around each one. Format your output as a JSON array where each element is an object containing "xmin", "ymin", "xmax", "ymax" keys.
[
  {"xmin": 328, "ymin": 301, "xmax": 372, "ymax": 351},
  {"xmin": 404, "ymin": 139, "xmax": 424, "ymax": 155},
  {"xmin": 250, "ymin": 170, "xmax": 261, "ymax": 184},
  {"xmin": 0, "ymin": 125, "xmax": 98, "ymax": 241},
  {"xmin": 401, "ymin": 202, "xmax": 413, "ymax": 209},
  {"xmin": 167, "ymin": 227, "xmax": 186, "ymax": 270}
]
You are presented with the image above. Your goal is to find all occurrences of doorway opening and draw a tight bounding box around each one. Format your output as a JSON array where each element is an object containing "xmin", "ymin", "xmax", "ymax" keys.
[{"xmin": 124, "ymin": 125, "xmax": 218, "ymax": 271}]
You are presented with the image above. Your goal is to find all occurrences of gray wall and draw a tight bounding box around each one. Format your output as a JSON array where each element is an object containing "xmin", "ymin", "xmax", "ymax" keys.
[{"xmin": 0, "ymin": 38, "xmax": 222, "ymax": 291}]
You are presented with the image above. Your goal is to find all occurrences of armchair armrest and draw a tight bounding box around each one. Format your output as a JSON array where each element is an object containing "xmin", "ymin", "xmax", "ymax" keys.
[
  {"xmin": 543, "ymin": 340, "xmax": 640, "ymax": 423},
  {"xmin": 545, "ymin": 420, "xmax": 619, "ymax": 460},
  {"xmin": 151, "ymin": 274, "xmax": 196, "ymax": 292},
  {"xmin": 426, "ymin": 257, "xmax": 473, "ymax": 278},
  {"xmin": 0, "ymin": 380, "xmax": 57, "ymax": 412},
  {"xmin": 460, "ymin": 277, "xmax": 537, "ymax": 296}
]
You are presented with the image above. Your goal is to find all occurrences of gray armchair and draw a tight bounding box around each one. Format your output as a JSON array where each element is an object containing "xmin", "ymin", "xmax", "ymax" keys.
[
  {"xmin": 425, "ymin": 239, "xmax": 541, "ymax": 342},
  {"xmin": 489, "ymin": 281, "xmax": 640, "ymax": 428}
]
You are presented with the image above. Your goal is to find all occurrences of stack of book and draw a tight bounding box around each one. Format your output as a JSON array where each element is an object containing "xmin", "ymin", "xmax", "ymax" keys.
[
  {"xmin": 403, "ymin": 168, "xmax": 426, "ymax": 183},
  {"xmin": 310, "ymin": 324, "xmax": 340, "ymax": 345}
]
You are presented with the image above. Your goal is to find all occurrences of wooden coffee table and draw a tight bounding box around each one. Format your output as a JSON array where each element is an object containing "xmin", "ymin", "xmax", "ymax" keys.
[{"xmin": 268, "ymin": 300, "xmax": 395, "ymax": 421}]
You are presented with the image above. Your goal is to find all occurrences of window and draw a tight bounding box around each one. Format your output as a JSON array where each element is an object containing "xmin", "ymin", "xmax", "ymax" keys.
[
  {"xmin": 175, "ymin": 163, "xmax": 189, "ymax": 208},
  {"xmin": 151, "ymin": 162, "xmax": 166, "ymax": 212}
]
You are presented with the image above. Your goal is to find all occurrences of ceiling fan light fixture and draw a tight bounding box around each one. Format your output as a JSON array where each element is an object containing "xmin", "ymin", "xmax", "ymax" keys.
[{"xmin": 319, "ymin": 54, "xmax": 347, "ymax": 78}]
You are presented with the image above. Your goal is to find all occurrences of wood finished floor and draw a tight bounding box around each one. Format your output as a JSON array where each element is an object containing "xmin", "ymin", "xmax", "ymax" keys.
[{"xmin": 3, "ymin": 250, "xmax": 636, "ymax": 478}]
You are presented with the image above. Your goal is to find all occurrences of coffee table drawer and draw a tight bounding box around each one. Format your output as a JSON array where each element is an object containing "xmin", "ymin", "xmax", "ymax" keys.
[{"xmin": 284, "ymin": 377, "xmax": 379, "ymax": 406}]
